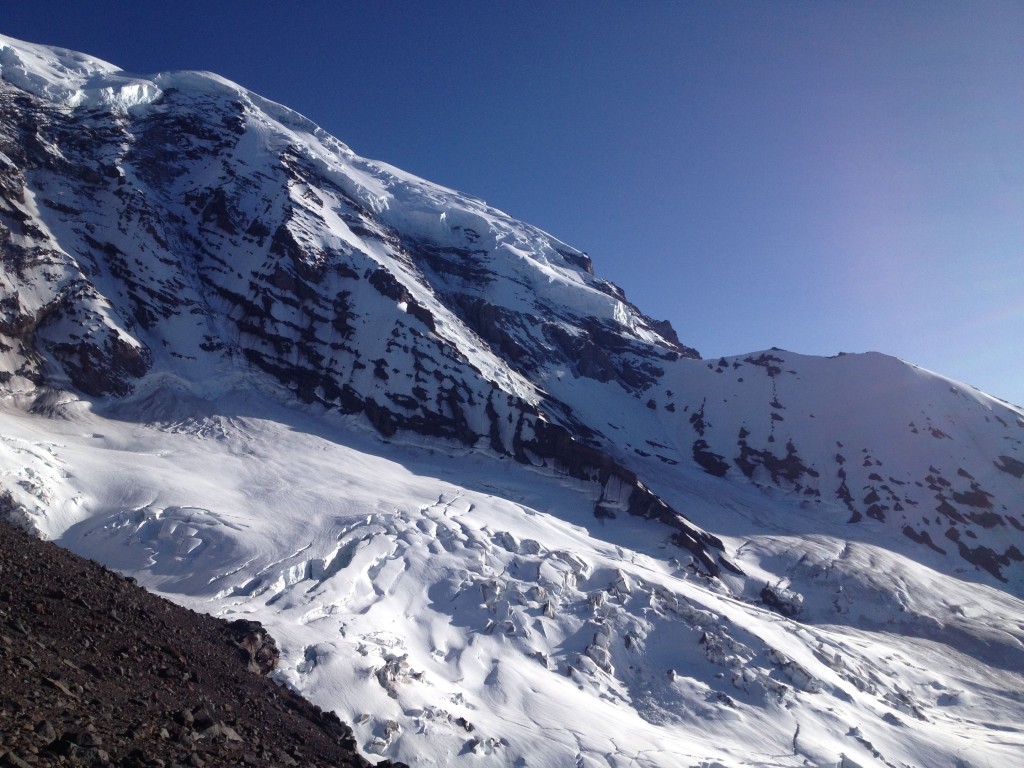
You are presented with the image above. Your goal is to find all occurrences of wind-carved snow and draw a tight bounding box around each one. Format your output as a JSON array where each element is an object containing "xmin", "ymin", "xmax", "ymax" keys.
[
  {"xmin": 2, "ymin": 32, "xmax": 1024, "ymax": 768},
  {"xmin": 0, "ymin": 37, "xmax": 126, "ymax": 106}
]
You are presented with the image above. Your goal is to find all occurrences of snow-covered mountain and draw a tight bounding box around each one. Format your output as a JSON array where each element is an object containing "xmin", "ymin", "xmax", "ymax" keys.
[{"xmin": 1, "ymin": 34, "xmax": 1022, "ymax": 767}]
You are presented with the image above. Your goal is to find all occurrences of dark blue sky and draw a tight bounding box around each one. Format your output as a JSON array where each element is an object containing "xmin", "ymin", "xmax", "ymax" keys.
[{"xmin": 4, "ymin": 1, "xmax": 1023, "ymax": 404}]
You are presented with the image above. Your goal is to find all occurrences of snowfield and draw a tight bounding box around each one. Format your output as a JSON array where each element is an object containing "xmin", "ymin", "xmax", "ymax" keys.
[{"xmin": 2, "ymin": 389, "xmax": 1022, "ymax": 767}]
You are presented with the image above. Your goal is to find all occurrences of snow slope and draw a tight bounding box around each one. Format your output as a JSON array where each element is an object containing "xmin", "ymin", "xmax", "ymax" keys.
[
  {"xmin": 3, "ymin": 391, "xmax": 1022, "ymax": 767},
  {"xmin": 1, "ymin": 33, "xmax": 1023, "ymax": 766}
]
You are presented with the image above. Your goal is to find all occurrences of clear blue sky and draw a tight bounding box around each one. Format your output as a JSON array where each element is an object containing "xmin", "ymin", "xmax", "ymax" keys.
[{"xmin": 4, "ymin": 1, "xmax": 1023, "ymax": 405}]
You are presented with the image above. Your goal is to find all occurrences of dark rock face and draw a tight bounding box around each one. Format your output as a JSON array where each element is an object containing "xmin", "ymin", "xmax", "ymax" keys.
[
  {"xmin": 403, "ymin": 232, "xmax": 698, "ymax": 394},
  {"xmin": 0, "ymin": 521, "xmax": 404, "ymax": 768},
  {"xmin": 996, "ymin": 455, "xmax": 1024, "ymax": 479},
  {"xmin": 692, "ymin": 440, "xmax": 729, "ymax": 477},
  {"xmin": 516, "ymin": 417, "xmax": 731, "ymax": 576},
  {"xmin": 733, "ymin": 438, "xmax": 819, "ymax": 489},
  {"xmin": 677, "ymin": 351, "xmax": 1024, "ymax": 584},
  {"xmin": 0, "ymin": 84, "xmax": 157, "ymax": 396},
  {"xmin": 0, "ymin": 71, "xmax": 729, "ymax": 575},
  {"xmin": 224, "ymin": 619, "xmax": 281, "ymax": 676}
]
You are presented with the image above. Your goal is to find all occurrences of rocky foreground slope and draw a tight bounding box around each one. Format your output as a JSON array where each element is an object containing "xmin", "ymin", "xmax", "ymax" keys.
[{"xmin": 0, "ymin": 520, "xmax": 400, "ymax": 768}]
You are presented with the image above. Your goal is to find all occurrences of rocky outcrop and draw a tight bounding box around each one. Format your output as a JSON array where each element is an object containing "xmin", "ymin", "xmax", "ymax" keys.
[
  {"xmin": 0, "ymin": 521, "xmax": 404, "ymax": 768},
  {"xmin": 514, "ymin": 416, "xmax": 731, "ymax": 575}
]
